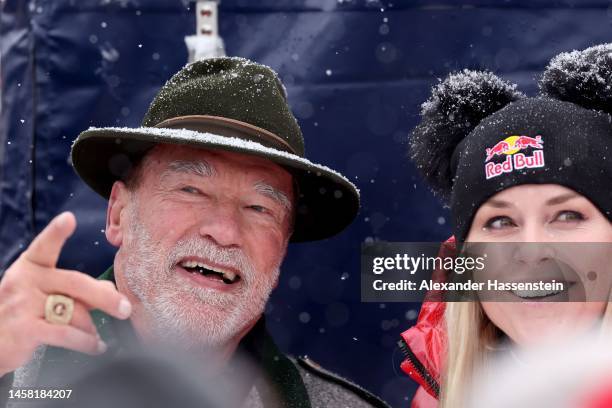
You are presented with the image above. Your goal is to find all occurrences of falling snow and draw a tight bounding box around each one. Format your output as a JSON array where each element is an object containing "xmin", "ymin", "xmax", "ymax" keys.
[{"xmin": 298, "ymin": 312, "xmax": 311, "ymax": 323}]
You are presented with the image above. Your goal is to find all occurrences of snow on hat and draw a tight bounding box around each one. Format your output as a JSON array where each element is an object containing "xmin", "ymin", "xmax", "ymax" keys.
[
  {"xmin": 410, "ymin": 44, "xmax": 612, "ymax": 242},
  {"xmin": 71, "ymin": 57, "xmax": 359, "ymax": 242}
]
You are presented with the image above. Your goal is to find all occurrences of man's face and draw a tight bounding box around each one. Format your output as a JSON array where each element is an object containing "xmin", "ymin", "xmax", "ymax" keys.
[{"xmin": 110, "ymin": 145, "xmax": 294, "ymax": 349}]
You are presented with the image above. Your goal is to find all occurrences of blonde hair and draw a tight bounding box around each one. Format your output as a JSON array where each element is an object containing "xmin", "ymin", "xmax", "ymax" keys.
[
  {"xmin": 439, "ymin": 301, "xmax": 500, "ymax": 408},
  {"xmin": 440, "ymin": 298, "xmax": 612, "ymax": 407}
]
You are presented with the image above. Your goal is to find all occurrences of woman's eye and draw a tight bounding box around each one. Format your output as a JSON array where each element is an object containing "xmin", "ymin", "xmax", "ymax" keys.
[
  {"xmin": 555, "ymin": 210, "xmax": 585, "ymax": 222},
  {"xmin": 484, "ymin": 216, "xmax": 516, "ymax": 230}
]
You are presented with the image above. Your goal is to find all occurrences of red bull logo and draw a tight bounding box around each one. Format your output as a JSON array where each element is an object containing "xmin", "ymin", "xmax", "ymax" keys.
[{"xmin": 484, "ymin": 135, "xmax": 545, "ymax": 180}]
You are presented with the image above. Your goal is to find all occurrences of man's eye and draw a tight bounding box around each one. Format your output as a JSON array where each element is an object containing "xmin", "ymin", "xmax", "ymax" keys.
[
  {"xmin": 248, "ymin": 205, "xmax": 269, "ymax": 214},
  {"xmin": 180, "ymin": 186, "xmax": 200, "ymax": 194},
  {"xmin": 555, "ymin": 210, "xmax": 585, "ymax": 222},
  {"xmin": 484, "ymin": 216, "xmax": 516, "ymax": 230}
]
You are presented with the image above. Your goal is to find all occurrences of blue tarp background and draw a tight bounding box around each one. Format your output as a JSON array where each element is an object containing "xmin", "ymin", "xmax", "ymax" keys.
[{"xmin": 1, "ymin": 1, "xmax": 611, "ymax": 406}]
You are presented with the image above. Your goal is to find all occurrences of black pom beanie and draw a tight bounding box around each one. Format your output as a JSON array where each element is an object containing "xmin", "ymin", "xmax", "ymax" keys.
[{"xmin": 410, "ymin": 44, "xmax": 612, "ymax": 242}]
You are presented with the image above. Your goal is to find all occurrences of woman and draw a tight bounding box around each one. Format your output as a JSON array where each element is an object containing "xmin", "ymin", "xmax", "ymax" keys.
[{"xmin": 399, "ymin": 43, "xmax": 612, "ymax": 407}]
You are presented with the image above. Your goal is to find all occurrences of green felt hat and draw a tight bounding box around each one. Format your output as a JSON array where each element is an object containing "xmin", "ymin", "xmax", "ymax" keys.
[{"xmin": 71, "ymin": 57, "xmax": 359, "ymax": 242}]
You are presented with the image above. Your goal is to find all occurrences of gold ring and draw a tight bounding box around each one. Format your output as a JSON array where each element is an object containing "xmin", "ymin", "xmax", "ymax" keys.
[{"xmin": 44, "ymin": 294, "xmax": 74, "ymax": 325}]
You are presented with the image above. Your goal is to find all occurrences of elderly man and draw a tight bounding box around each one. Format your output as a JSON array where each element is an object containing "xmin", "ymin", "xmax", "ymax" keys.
[{"xmin": 0, "ymin": 58, "xmax": 388, "ymax": 407}]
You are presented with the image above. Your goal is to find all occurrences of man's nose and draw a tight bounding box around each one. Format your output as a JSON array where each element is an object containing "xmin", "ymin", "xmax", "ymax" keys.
[{"xmin": 197, "ymin": 204, "xmax": 242, "ymax": 248}]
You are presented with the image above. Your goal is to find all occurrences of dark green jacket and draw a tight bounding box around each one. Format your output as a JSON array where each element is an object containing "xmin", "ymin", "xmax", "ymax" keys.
[{"xmin": 1, "ymin": 267, "xmax": 389, "ymax": 408}]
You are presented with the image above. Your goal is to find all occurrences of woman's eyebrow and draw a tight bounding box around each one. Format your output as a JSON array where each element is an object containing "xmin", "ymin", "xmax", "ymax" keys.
[
  {"xmin": 484, "ymin": 192, "xmax": 580, "ymax": 208},
  {"xmin": 484, "ymin": 199, "xmax": 512, "ymax": 209},
  {"xmin": 545, "ymin": 193, "xmax": 579, "ymax": 206}
]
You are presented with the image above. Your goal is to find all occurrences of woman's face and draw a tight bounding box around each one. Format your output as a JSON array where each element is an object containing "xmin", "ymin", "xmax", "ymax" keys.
[{"xmin": 465, "ymin": 184, "xmax": 612, "ymax": 346}]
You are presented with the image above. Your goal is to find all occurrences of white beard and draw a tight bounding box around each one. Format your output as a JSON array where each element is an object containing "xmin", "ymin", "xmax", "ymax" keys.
[{"xmin": 118, "ymin": 202, "xmax": 281, "ymax": 350}]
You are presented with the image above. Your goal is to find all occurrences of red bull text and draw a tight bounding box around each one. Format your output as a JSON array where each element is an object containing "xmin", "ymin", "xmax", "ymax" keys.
[{"xmin": 484, "ymin": 135, "xmax": 545, "ymax": 180}]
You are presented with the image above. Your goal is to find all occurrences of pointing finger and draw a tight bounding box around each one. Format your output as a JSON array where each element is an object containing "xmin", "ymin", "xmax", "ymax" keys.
[{"xmin": 24, "ymin": 212, "xmax": 77, "ymax": 268}]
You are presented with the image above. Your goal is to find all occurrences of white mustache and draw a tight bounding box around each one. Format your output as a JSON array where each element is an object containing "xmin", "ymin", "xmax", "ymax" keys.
[{"xmin": 166, "ymin": 237, "xmax": 255, "ymax": 283}]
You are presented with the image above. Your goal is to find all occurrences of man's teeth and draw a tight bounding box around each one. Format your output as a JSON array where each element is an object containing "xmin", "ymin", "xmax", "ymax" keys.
[
  {"xmin": 181, "ymin": 260, "xmax": 202, "ymax": 269},
  {"xmin": 223, "ymin": 270, "xmax": 237, "ymax": 281},
  {"xmin": 179, "ymin": 260, "xmax": 238, "ymax": 283}
]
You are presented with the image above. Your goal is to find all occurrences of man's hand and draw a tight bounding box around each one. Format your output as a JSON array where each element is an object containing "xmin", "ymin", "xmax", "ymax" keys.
[{"xmin": 0, "ymin": 212, "xmax": 132, "ymax": 377}]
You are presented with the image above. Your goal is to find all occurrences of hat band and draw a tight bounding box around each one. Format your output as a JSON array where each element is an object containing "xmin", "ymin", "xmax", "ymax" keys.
[{"xmin": 154, "ymin": 115, "xmax": 297, "ymax": 155}]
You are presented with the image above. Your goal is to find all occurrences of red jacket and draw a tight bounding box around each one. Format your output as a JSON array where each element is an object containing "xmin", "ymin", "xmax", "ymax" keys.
[{"xmin": 399, "ymin": 237, "xmax": 457, "ymax": 408}]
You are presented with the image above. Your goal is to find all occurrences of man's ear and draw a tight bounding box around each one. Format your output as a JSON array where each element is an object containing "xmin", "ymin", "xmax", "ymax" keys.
[{"xmin": 106, "ymin": 181, "xmax": 130, "ymax": 247}]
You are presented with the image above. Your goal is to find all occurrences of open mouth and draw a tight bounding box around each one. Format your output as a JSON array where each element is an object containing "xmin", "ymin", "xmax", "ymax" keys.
[
  {"xmin": 509, "ymin": 281, "xmax": 575, "ymax": 301},
  {"xmin": 179, "ymin": 259, "xmax": 241, "ymax": 285}
]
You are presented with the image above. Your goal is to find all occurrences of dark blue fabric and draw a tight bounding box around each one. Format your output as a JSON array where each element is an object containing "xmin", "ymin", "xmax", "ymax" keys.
[{"xmin": 1, "ymin": 1, "xmax": 611, "ymax": 406}]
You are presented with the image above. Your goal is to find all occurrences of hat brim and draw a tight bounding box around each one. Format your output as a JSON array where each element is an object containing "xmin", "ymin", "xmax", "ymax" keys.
[{"xmin": 71, "ymin": 126, "xmax": 360, "ymax": 242}]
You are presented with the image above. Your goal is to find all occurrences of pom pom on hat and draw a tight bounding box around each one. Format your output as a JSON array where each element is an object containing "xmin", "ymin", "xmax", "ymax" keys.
[
  {"xmin": 540, "ymin": 43, "xmax": 612, "ymax": 115},
  {"xmin": 409, "ymin": 69, "xmax": 524, "ymax": 199}
]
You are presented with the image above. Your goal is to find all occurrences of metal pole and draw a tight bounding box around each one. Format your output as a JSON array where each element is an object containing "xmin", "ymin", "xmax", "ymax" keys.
[{"xmin": 185, "ymin": 0, "xmax": 226, "ymax": 62}]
